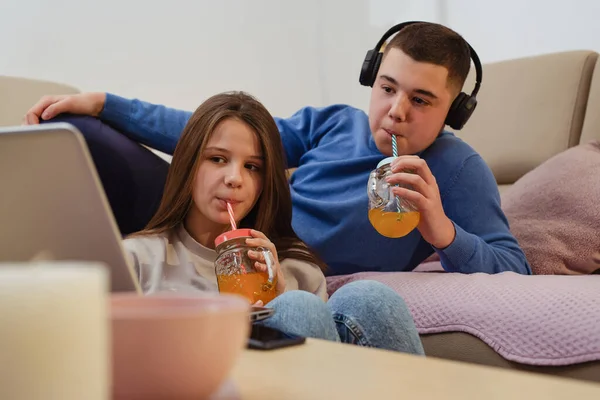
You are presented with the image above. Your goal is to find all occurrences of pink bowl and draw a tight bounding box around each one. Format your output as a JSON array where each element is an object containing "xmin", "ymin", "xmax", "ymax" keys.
[{"xmin": 110, "ymin": 292, "xmax": 250, "ymax": 400}]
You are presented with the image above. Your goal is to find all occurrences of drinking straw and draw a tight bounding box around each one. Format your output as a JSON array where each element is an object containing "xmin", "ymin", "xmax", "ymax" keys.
[
  {"xmin": 226, "ymin": 202, "xmax": 247, "ymax": 273},
  {"xmin": 391, "ymin": 135, "xmax": 401, "ymax": 214},
  {"xmin": 226, "ymin": 202, "xmax": 237, "ymax": 230}
]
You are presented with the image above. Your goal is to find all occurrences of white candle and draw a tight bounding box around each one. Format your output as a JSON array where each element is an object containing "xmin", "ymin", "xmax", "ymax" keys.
[{"xmin": 0, "ymin": 262, "xmax": 109, "ymax": 400}]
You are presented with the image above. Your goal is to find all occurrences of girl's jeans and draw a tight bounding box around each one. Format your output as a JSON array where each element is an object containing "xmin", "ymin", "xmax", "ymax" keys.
[{"xmin": 263, "ymin": 280, "xmax": 424, "ymax": 355}]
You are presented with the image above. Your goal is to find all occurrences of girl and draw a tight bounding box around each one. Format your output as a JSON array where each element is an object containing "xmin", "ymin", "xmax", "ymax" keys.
[{"xmin": 124, "ymin": 91, "xmax": 424, "ymax": 354}]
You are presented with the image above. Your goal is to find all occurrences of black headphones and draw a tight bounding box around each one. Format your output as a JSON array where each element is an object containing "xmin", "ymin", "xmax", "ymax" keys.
[{"xmin": 359, "ymin": 21, "xmax": 483, "ymax": 130}]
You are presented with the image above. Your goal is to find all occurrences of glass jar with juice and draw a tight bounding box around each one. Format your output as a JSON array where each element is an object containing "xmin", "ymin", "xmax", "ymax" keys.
[
  {"xmin": 214, "ymin": 229, "xmax": 278, "ymax": 304},
  {"xmin": 367, "ymin": 157, "xmax": 420, "ymax": 238}
]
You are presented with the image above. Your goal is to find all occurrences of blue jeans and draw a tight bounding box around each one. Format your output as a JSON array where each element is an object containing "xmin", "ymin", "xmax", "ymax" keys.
[{"xmin": 262, "ymin": 280, "xmax": 424, "ymax": 355}]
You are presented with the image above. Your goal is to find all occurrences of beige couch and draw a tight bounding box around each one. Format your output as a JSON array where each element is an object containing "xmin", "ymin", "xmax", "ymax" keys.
[
  {"xmin": 455, "ymin": 50, "xmax": 600, "ymax": 191},
  {"xmin": 2, "ymin": 50, "xmax": 599, "ymax": 381},
  {"xmin": 0, "ymin": 76, "xmax": 80, "ymax": 126}
]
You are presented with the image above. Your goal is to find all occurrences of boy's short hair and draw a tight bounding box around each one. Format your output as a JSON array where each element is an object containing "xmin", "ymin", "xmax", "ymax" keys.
[{"xmin": 385, "ymin": 22, "xmax": 471, "ymax": 96}]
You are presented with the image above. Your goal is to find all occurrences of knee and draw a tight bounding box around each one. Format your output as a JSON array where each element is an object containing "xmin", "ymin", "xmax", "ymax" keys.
[
  {"xmin": 329, "ymin": 280, "xmax": 424, "ymax": 355},
  {"xmin": 262, "ymin": 290, "xmax": 338, "ymax": 342},
  {"xmin": 42, "ymin": 114, "xmax": 107, "ymax": 142},
  {"xmin": 42, "ymin": 114, "xmax": 137, "ymax": 160},
  {"xmin": 267, "ymin": 290, "xmax": 331, "ymax": 320},
  {"xmin": 329, "ymin": 280, "xmax": 410, "ymax": 316}
]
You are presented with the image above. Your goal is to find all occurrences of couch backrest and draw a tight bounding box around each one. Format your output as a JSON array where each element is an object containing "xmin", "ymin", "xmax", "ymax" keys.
[
  {"xmin": 0, "ymin": 75, "xmax": 80, "ymax": 127},
  {"xmin": 580, "ymin": 58, "xmax": 600, "ymax": 144},
  {"xmin": 450, "ymin": 50, "xmax": 598, "ymax": 186}
]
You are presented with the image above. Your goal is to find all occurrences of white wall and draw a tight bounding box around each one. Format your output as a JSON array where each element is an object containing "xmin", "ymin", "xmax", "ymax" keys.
[
  {"xmin": 0, "ymin": 0, "xmax": 326, "ymax": 116},
  {"xmin": 0, "ymin": 0, "xmax": 357, "ymax": 116},
  {"xmin": 1, "ymin": 0, "xmax": 599, "ymax": 117},
  {"xmin": 443, "ymin": 0, "xmax": 600, "ymax": 64}
]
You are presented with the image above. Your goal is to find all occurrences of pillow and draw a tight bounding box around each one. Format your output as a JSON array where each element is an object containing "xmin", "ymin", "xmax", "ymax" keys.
[{"xmin": 501, "ymin": 141, "xmax": 600, "ymax": 275}]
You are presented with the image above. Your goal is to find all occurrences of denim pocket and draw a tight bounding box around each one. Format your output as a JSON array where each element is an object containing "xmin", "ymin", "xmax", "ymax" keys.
[{"xmin": 332, "ymin": 313, "xmax": 372, "ymax": 347}]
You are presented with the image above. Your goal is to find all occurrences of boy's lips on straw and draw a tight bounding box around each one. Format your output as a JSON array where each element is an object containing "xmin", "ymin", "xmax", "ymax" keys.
[{"xmin": 383, "ymin": 128, "xmax": 401, "ymax": 137}]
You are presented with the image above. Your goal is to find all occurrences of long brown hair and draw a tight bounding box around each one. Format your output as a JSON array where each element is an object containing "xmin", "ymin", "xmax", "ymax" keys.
[{"xmin": 131, "ymin": 91, "xmax": 326, "ymax": 271}]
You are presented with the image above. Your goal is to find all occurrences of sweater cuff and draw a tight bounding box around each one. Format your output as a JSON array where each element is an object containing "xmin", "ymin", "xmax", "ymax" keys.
[
  {"xmin": 99, "ymin": 93, "xmax": 132, "ymax": 128},
  {"xmin": 435, "ymin": 222, "xmax": 477, "ymax": 272}
]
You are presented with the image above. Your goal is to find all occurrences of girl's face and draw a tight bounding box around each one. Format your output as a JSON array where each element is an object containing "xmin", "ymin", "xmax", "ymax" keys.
[{"xmin": 188, "ymin": 118, "xmax": 264, "ymax": 234}]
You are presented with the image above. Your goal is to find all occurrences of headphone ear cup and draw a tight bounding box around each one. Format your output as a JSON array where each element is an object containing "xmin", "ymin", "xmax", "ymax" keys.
[
  {"xmin": 359, "ymin": 50, "xmax": 383, "ymax": 87},
  {"xmin": 370, "ymin": 53, "xmax": 383, "ymax": 87},
  {"xmin": 359, "ymin": 50, "xmax": 376, "ymax": 86},
  {"xmin": 445, "ymin": 92, "xmax": 477, "ymax": 130}
]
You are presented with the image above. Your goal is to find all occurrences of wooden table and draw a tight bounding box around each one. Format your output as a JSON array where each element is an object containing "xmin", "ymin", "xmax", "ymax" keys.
[{"xmin": 213, "ymin": 339, "xmax": 600, "ymax": 399}]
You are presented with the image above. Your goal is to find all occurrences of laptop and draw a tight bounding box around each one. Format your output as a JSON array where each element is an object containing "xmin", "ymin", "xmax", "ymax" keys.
[{"xmin": 0, "ymin": 123, "xmax": 141, "ymax": 293}]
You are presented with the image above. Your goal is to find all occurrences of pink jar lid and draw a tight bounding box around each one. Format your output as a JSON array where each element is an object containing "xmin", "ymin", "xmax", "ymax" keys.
[{"xmin": 214, "ymin": 228, "xmax": 252, "ymax": 247}]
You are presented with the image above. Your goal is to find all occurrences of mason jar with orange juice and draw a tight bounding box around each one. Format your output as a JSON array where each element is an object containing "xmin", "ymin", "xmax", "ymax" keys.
[
  {"xmin": 367, "ymin": 157, "xmax": 420, "ymax": 238},
  {"xmin": 214, "ymin": 229, "xmax": 278, "ymax": 304}
]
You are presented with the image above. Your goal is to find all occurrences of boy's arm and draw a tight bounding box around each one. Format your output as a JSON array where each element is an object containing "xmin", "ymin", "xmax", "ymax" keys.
[
  {"xmin": 274, "ymin": 105, "xmax": 350, "ymax": 168},
  {"xmin": 100, "ymin": 94, "xmax": 192, "ymax": 155},
  {"xmin": 100, "ymin": 94, "xmax": 342, "ymax": 163},
  {"xmin": 435, "ymin": 154, "xmax": 532, "ymax": 275}
]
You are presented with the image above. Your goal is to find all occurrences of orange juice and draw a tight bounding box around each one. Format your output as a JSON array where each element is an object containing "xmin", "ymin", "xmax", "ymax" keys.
[
  {"xmin": 217, "ymin": 271, "xmax": 277, "ymax": 304},
  {"xmin": 368, "ymin": 209, "xmax": 420, "ymax": 238}
]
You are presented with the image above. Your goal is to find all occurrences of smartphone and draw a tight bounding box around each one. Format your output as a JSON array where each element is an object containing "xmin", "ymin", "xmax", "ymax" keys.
[
  {"xmin": 249, "ymin": 306, "xmax": 275, "ymax": 322},
  {"xmin": 247, "ymin": 323, "xmax": 306, "ymax": 350}
]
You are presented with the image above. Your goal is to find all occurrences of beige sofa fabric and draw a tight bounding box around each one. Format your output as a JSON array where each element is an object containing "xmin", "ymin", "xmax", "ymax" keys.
[
  {"xmin": 422, "ymin": 332, "xmax": 600, "ymax": 383},
  {"xmin": 0, "ymin": 75, "xmax": 80, "ymax": 127},
  {"xmin": 451, "ymin": 50, "xmax": 598, "ymax": 186},
  {"xmin": 580, "ymin": 59, "xmax": 600, "ymax": 144}
]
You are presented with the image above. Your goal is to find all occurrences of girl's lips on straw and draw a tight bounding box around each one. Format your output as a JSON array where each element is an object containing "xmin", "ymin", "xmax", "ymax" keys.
[{"xmin": 217, "ymin": 198, "xmax": 240, "ymax": 209}]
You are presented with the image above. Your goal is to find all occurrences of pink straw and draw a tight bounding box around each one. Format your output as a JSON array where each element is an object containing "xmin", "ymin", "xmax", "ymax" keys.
[
  {"xmin": 226, "ymin": 202, "xmax": 246, "ymax": 273},
  {"xmin": 226, "ymin": 202, "xmax": 237, "ymax": 230}
]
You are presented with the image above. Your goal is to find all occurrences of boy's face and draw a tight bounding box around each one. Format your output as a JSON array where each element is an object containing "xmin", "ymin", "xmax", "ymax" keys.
[{"xmin": 368, "ymin": 48, "xmax": 455, "ymax": 156}]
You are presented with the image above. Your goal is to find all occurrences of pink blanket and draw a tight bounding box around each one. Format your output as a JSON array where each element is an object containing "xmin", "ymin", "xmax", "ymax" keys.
[{"xmin": 327, "ymin": 266, "xmax": 600, "ymax": 366}]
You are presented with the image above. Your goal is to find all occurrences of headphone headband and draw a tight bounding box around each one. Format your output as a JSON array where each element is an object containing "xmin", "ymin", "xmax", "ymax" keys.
[{"xmin": 359, "ymin": 21, "xmax": 483, "ymax": 130}]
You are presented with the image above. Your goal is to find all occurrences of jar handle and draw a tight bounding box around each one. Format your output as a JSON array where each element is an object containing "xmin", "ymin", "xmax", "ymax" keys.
[
  {"xmin": 367, "ymin": 170, "xmax": 387, "ymax": 207},
  {"xmin": 260, "ymin": 248, "xmax": 276, "ymax": 284}
]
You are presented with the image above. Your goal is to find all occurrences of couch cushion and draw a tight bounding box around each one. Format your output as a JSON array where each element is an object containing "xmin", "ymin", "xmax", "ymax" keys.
[
  {"xmin": 452, "ymin": 51, "xmax": 598, "ymax": 185},
  {"xmin": 580, "ymin": 57, "xmax": 600, "ymax": 144},
  {"xmin": 0, "ymin": 76, "xmax": 80, "ymax": 127},
  {"xmin": 327, "ymin": 269, "xmax": 600, "ymax": 367},
  {"xmin": 501, "ymin": 141, "xmax": 600, "ymax": 275}
]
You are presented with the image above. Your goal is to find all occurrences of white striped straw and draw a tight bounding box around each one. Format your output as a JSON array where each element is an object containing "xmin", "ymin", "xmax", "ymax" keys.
[{"xmin": 391, "ymin": 135, "xmax": 400, "ymax": 213}]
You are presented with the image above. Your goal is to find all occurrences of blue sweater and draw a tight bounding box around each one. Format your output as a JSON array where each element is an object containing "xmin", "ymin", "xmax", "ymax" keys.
[{"xmin": 102, "ymin": 94, "xmax": 532, "ymax": 276}]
